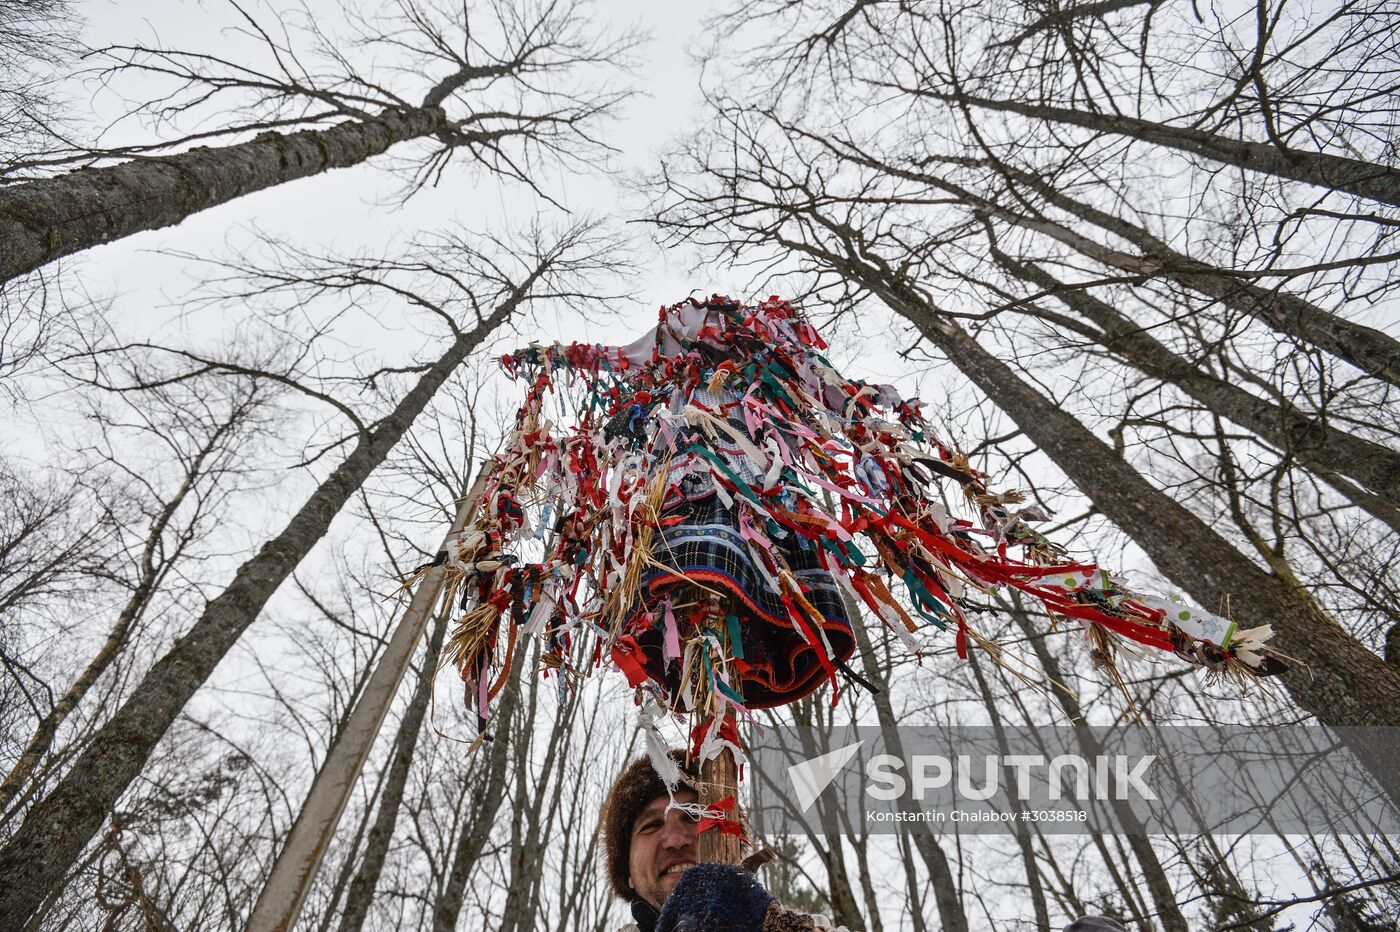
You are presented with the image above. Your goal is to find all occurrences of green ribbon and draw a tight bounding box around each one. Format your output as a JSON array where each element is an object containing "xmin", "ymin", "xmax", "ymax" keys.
[
  {"xmin": 726, "ymin": 614, "xmax": 745, "ymax": 659},
  {"xmin": 715, "ymin": 677, "xmax": 746, "ymax": 706},
  {"xmin": 688, "ymin": 444, "xmax": 765, "ymax": 507},
  {"xmin": 901, "ymin": 570, "xmax": 949, "ymax": 630}
]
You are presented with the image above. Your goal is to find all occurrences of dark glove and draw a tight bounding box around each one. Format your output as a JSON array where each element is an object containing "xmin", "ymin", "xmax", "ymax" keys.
[
  {"xmin": 1064, "ymin": 919, "xmax": 1130, "ymax": 931},
  {"xmin": 656, "ymin": 862, "xmax": 776, "ymax": 932}
]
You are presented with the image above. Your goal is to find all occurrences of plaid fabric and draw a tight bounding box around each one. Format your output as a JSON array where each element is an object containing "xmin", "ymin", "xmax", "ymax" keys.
[
  {"xmin": 626, "ymin": 490, "xmax": 855, "ymax": 709},
  {"xmin": 667, "ymin": 386, "xmax": 767, "ymax": 488}
]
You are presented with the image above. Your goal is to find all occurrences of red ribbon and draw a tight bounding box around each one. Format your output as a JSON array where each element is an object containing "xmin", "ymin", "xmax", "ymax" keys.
[{"xmin": 610, "ymin": 635, "xmax": 650, "ymax": 688}]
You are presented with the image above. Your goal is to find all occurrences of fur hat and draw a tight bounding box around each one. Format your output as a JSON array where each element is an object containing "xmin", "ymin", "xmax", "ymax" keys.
[{"xmin": 600, "ymin": 750, "xmax": 696, "ymax": 901}]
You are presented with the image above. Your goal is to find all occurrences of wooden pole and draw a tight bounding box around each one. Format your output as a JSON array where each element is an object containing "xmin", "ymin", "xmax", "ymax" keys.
[
  {"xmin": 696, "ymin": 589, "xmax": 743, "ymax": 865},
  {"xmin": 697, "ymin": 728, "xmax": 742, "ymax": 864},
  {"xmin": 245, "ymin": 473, "xmax": 486, "ymax": 932}
]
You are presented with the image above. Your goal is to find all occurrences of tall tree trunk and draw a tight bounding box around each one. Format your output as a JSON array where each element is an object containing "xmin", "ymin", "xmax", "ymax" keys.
[
  {"xmin": 498, "ymin": 647, "xmax": 579, "ymax": 932},
  {"xmin": 1006, "ymin": 595, "xmax": 1190, "ymax": 932},
  {"xmin": 0, "ymin": 418, "xmax": 239, "ymax": 815},
  {"xmin": 430, "ymin": 642, "xmax": 528, "ymax": 932},
  {"xmin": 313, "ymin": 748, "xmax": 393, "ymax": 932},
  {"xmin": 992, "ymin": 248, "xmax": 1400, "ymax": 527},
  {"xmin": 849, "ymin": 267, "xmax": 1400, "ymax": 793},
  {"xmin": 0, "ymin": 107, "xmax": 446, "ymax": 285},
  {"xmin": 848, "ymin": 836, "xmax": 885, "ymax": 932},
  {"xmin": 814, "ymin": 836, "xmax": 865, "ymax": 932},
  {"xmin": 894, "ymin": 829, "xmax": 930, "ymax": 932},
  {"xmin": 989, "ymin": 171, "xmax": 1400, "ymax": 388},
  {"xmin": 963, "ymin": 650, "xmax": 1056, "ymax": 932},
  {"xmin": 0, "ymin": 293, "xmax": 521, "ymax": 927},
  {"xmin": 844, "ymin": 589, "xmax": 971, "ymax": 932},
  {"xmin": 942, "ymin": 93, "xmax": 1400, "ymax": 208},
  {"xmin": 336, "ymin": 602, "xmax": 454, "ymax": 932},
  {"xmin": 790, "ymin": 699, "xmax": 867, "ymax": 931}
]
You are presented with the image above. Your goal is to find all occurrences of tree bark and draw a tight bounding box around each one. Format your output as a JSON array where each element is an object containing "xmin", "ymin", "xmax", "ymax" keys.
[
  {"xmin": 790, "ymin": 700, "xmax": 868, "ymax": 931},
  {"xmin": 0, "ymin": 107, "xmax": 446, "ymax": 285},
  {"xmin": 857, "ymin": 272, "xmax": 1400, "ymax": 795},
  {"xmin": 497, "ymin": 650, "xmax": 577, "ymax": 932},
  {"xmin": 848, "ymin": 836, "xmax": 885, "ymax": 932},
  {"xmin": 993, "ymin": 249, "xmax": 1400, "ymax": 527},
  {"xmin": 942, "ymin": 93, "xmax": 1400, "ymax": 208},
  {"xmin": 336, "ymin": 602, "xmax": 454, "ymax": 932},
  {"xmin": 963, "ymin": 650, "xmax": 1057, "ymax": 932},
  {"xmin": 313, "ymin": 746, "xmax": 393, "ymax": 932},
  {"xmin": 0, "ymin": 295, "xmax": 518, "ymax": 928},
  {"xmin": 816, "ymin": 139, "xmax": 1400, "ymax": 387},
  {"xmin": 1007, "ymin": 596, "xmax": 1190, "ymax": 932},
  {"xmin": 989, "ymin": 171, "xmax": 1400, "ymax": 388},
  {"xmin": 844, "ymin": 589, "xmax": 970, "ymax": 932},
  {"xmin": 430, "ymin": 643, "xmax": 527, "ymax": 932},
  {"xmin": 0, "ymin": 415, "xmax": 240, "ymax": 815}
]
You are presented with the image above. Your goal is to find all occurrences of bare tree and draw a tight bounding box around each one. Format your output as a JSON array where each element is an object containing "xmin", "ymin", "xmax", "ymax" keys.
[
  {"xmin": 0, "ymin": 368, "xmax": 272, "ymax": 819},
  {"xmin": 899, "ymin": 93, "xmax": 1400, "ymax": 209},
  {"xmin": 641, "ymin": 107, "xmax": 1400, "ymax": 791},
  {"xmin": 844, "ymin": 587, "xmax": 970, "ymax": 932},
  {"xmin": 0, "ymin": 0, "xmax": 81, "ymax": 167},
  {"xmin": 0, "ymin": 219, "xmax": 626, "ymax": 926},
  {"xmin": 0, "ymin": 0, "xmax": 638, "ymax": 284},
  {"xmin": 336, "ymin": 397, "xmax": 484, "ymax": 932}
]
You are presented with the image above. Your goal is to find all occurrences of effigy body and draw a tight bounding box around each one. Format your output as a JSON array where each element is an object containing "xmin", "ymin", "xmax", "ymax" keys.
[{"xmin": 435, "ymin": 295, "xmax": 1283, "ymax": 837}]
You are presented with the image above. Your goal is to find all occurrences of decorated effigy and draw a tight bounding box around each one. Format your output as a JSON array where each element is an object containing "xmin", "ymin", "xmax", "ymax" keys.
[{"xmin": 429, "ymin": 294, "xmax": 1284, "ymax": 843}]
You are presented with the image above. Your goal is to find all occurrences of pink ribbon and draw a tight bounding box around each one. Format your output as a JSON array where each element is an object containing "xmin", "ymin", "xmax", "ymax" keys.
[{"xmin": 663, "ymin": 601, "xmax": 682, "ymax": 660}]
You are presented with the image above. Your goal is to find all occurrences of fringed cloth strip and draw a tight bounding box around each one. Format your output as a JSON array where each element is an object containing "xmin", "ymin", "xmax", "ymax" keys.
[{"xmin": 437, "ymin": 294, "xmax": 1283, "ymax": 749}]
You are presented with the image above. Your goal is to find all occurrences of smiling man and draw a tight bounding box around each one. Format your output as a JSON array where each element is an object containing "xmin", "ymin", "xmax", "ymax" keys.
[{"xmin": 601, "ymin": 751, "xmax": 853, "ymax": 932}]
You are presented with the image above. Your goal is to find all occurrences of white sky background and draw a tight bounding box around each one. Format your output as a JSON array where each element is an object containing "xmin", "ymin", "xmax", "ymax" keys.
[
  {"xmin": 73, "ymin": 0, "xmax": 710, "ymax": 335},
  {"xmin": 63, "ymin": 0, "xmax": 944, "ymax": 395},
  {"xmin": 8, "ymin": 1, "xmax": 1350, "ymax": 927}
]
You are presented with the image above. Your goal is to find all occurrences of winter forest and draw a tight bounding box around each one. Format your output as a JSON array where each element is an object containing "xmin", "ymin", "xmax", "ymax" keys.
[{"xmin": 2, "ymin": 0, "xmax": 1399, "ymax": 929}]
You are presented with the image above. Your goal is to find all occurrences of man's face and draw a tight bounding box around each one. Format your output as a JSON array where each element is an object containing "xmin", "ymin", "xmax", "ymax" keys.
[{"xmin": 627, "ymin": 787, "xmax": 699, "ymax": 909}]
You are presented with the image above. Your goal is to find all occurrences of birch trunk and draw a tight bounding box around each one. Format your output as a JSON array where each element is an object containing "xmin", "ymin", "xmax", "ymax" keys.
[
  {"xmin": 0, "ymin": 107, "xmax": 446, "ymax": 285},
  {"xmin": 0, "ymin": 294, "xmax": 517, "ymax": 927}
]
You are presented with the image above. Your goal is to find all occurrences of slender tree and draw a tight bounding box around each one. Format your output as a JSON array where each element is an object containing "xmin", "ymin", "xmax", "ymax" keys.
[
  {"xmin": 984, "ymin": 239, "xmax": 1400, "ymax": 531},
  {"xmin": 896, "ymin": 93, "xmax": 1400, "ymax": 209},
  {"xmin": 0, "ymin": 0, "xmax": 636, "ymax": 285},
  {"xmin": 0, "ymin": 221, "xmax": 623, "ymax": 926},
  {"xmin": 0, "ymin": 374, "xmax": 270, "ymax": 817},
  {"xmin": 843, "ymin": 587, "xmax": 971, "ymax": 932}
]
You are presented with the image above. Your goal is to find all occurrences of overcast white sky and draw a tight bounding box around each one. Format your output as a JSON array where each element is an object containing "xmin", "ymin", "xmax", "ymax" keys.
[
  {"xmin": 69, "ymin": 0, "xmax": 729, "ymax": 346},
  {"xmin": 5, "ymin": 4, "xmax": 1346, "ymax": 927}
]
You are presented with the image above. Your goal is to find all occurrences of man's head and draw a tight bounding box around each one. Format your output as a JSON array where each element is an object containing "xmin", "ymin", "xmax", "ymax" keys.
[
  {"xmin": 625, "ymin": 784, "xmax": 700, "ymax": 908},
  {"xmin": 600, "ymin": 751, "xmax": 701, "ymax": 909}
]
